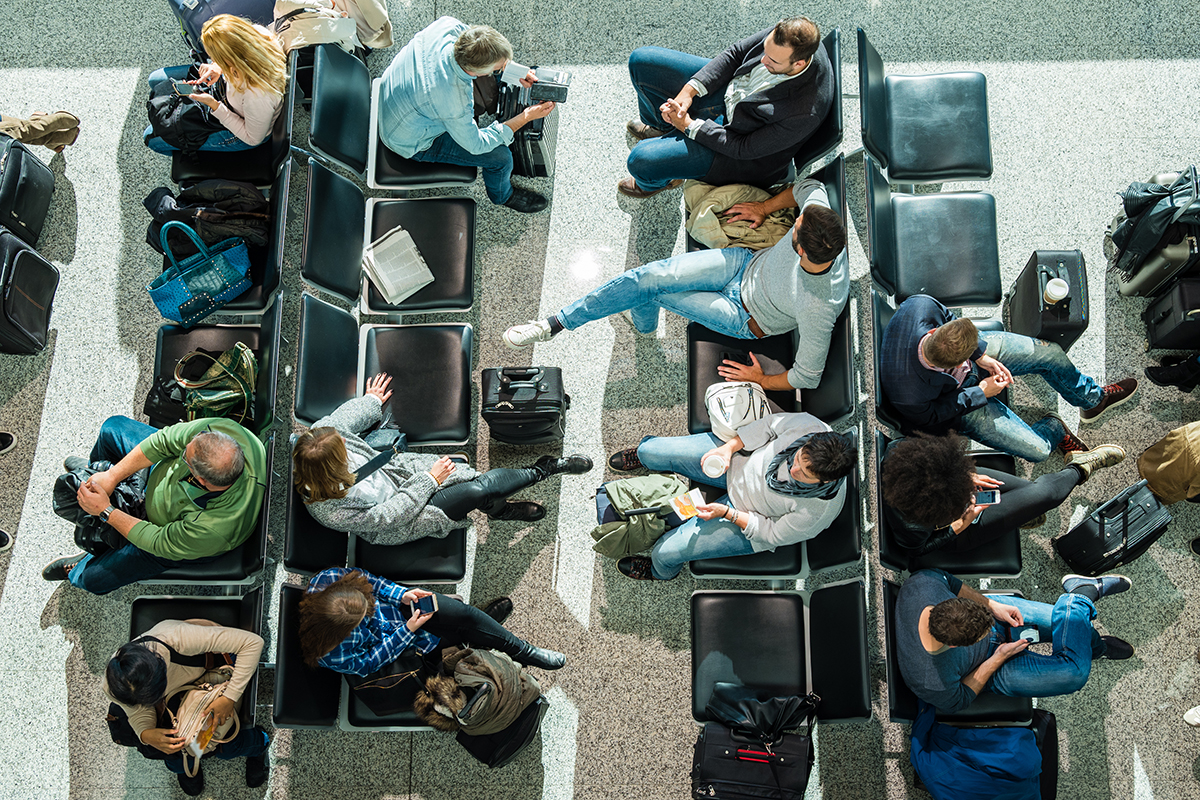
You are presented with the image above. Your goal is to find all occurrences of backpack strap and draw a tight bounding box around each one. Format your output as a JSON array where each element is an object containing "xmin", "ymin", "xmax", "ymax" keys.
[{"xmin": 132, "ymin": 635, "xmax": 234, "ymax": 670}]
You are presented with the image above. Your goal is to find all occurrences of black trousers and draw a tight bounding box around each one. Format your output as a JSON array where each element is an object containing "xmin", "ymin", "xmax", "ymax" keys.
[
  {"xmin": 407, "ymin": 594, "xmax": 531, "ymax": 658},
  {"xmin": 950, "ymin": 466, "xmax": 1082, "ymax": 551},
  {"xmin": 428, "ymin": 467, "xmax": 541, "ymax": 520}
]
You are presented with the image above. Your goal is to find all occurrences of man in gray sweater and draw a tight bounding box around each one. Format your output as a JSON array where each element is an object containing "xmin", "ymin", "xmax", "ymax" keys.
[{"xmin": 503, "ymin": 179, "xmax": 847, "ymax": 393}]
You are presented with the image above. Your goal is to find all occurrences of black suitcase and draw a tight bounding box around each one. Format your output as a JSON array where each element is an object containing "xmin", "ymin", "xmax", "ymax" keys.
[
  {"xmin": 1031, "ymin": 708, "xmax": 1059, "ymax": 800},
  {"xmin": 165, "ymin": 0, "xmax": 275, "ymax": 55},
  {"xmin": 1006, "ymin": 250, "xmax": 1089, "ymax": 351},
  {"xmin": 0, "ymin": 229, "xmax": 60, "ymax": 354},
  {"xmin": 1142, "ymin": 278, "xmax": 1200, "ymax": 350},
  {"xmin": 497, "ymin": 82, "xmax": 560, "ymax": 178},
  {"xmin": 0, "ymin": 134, "xmax": 55, "ymax": 247},
  {"xmin": 456, "ymin": 695, "xmax": 549, "ymax": 768},
  {"xmin": 481, "ymin": 366, "xmax": 570, "ymax": 445},
  {"xmin": 1052, "ymin": 480, "xmax": 1172, "ymax": 576},
  {"xmin": 691, "ymin": 722, "xmax": 814, "ymax": 800}
]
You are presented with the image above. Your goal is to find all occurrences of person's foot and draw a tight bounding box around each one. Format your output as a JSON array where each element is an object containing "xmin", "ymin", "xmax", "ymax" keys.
[
  {"xmin": 1019, "ymin": 513, "xmax": 1047, "ymax": 530},
  {"xmin": 608, "ymin": 448, "xmax": 644, "ymax": 472},
  {"xmin": 514, "ymin": 644, "xmax": 566, "ymax": 670},
  {"xmin": 532, "ymin": 454, "xmax": 593, "ymax": 480},
  {"xmin": 62, "ymin": 455, "xmax": 88, "ymax": 472},
  {"xmin": 0, "ymin": 432, "xmax": 13, "ymax": 455},
  {"xmin": 42, "ymin": 553, "xmax": 86, "ymax": 582},
  {"xmin": 488, "ymin": 501, "xmax": 546, "ymax": 522},
  {"xmin": 1145, "ymin": 355, "xmax": 1200, "ymax": 392},
  {"xmin": 1042, "ymin": 413, "xmax": 1089, "ymax": 455},
  {"xmin": 0, "ymin": 530, "xmax": 12, "ymax": 552},
  {"xmin": 502, "ymin": 187, "xmax": 549, "ymax": 214},
  {"xmin": 617, "ymin": 177, "xmax": 684, "ymax": 198},
  {"xmin": 1064, "ymin": 443, "xmax": 1126, "ymax": 482},
  {"xmin": 617, "ymin": 556, "xmax": 659, "ymax": 581},
  {"xmin": 481, "ymin": 597, "xmax": 514, "ymax": 624},
  {"xmin": 1191, "ymin": 537, "xmax": 1200, "ymax": 557},
  {"xmin": 1099, "ymin": 635, "xmax": 1135, "ymax": 660},
  {"xmin": 626, "ymin": 119, "xmax": 667, "ymax": 140},
  {"xmin": 179, "ymin": 766, "xmax": 205, "ymax": 796},
  {"xmin": 1062, "ymin": 573, "xmax": 1132, "ymax": 601},
  {"xmin": 503, "ymin": 319, "xmax": 555, "ymax": 349},
  {"xmin": 1185, "ymin": 705, "xmax": 1200, "ymax": 727},
  {"xmin": 245, "ymin": 743, "xmax": 269, "ymax": 788},
  {"xmin": 1080, "ymin": 378, "xmax": 1139, "ymax": 423}
]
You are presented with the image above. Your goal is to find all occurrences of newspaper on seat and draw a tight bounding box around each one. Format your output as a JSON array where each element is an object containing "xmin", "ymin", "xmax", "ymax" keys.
[{"xmin": 362, "ymin": 224, "xmax": 435, "ymax": 305}]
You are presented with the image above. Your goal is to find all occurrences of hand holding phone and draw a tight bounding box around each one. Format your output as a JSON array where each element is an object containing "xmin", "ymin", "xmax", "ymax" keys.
[
  {"xmin": 172, "ymin": 80, "xmax": 196, "ymax": 96},
  {"xmin": 414, "ymin": 594, "xmax": 439, "ymax": 615},
  {"xmin": 974, "ymin": 490, "xmax": 1000, "ymax": 506}
]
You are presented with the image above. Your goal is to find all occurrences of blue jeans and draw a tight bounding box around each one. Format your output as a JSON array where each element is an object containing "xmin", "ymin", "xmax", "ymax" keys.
[
  {"xmin": 163, "ymin": 725, "xmax": 269, "ymax": 775},
  {"xmin": 556, "ymin": 246, "xmax": 756, "ymax": 336},
  {"xmin": 143, "ymin": 66, "xmax": 258, "ymax": 155},
  {"xmin": 955, "ymin": 332, "xmax": 1103, "ymax": 462},
  {"xmin": 410, "ymin": 131, "xmax": 514, "ymax": 204},
  {"xmin": 67, "ymin": 416, "xmax": 220, "ymax": 595},
  {"xmin": 637, "ymin": 433, "xmax": 754, "ymax": 579},
  {"xmin": 982, "ymin": 593, "xmax": 1104, "ymax": 698},
  {"xmin": 626, "ymin": 46, "xmax": 723, "ymax": 191}
]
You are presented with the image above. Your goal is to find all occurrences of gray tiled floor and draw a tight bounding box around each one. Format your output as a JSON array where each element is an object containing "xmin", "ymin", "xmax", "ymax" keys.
[{"xmin": 3, "ymin": 1, "xmax": 1200, "ymax": 798}]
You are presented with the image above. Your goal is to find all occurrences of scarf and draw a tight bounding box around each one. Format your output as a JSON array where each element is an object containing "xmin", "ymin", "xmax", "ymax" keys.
[{"xmin": 765, "ymin": 433, "xmax": 844, "ymax": 500}]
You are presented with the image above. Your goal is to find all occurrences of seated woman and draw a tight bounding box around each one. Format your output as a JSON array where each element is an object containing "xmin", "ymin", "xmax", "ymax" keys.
[
  {"xmin": 300, "ymin": 567, "xmax": 566, "ymax": 673},
  {"xmin": 103, "ymin": 619, "xmax": 269, "ymax": 797},
  {"xmin": 144, "ymin": 14, "xmax": 288, "ymax": 154},
  {"xmin": 606, "ymin": 412, "xmax": 856, "ymax": 580},
  {"xmin": 881, "ymin": 432, "xmax": 1125, "ymax": 558},
  {"xmin": 293, "ymin": 373, "xmax": 591, "ymax": 544}
]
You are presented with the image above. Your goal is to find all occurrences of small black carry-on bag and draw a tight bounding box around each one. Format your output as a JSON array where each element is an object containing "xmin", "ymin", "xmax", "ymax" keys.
[
  {"xmin": 1142, "ymin": 278, "xmax": 1200, "ymax": 350},
  {"xmin": 0, "ymin": 228, "xmax": 60, "ymax": 354},
  {"xmin": 1006, "ymin": 250, "xmax": 1089, "ymax": 351},
  {"xmin": 481, "ymin": 367, "xmax": 570, "ymax": 445},
  {"xmin": 1052, "ymin": 480, "xmax": 1172, "ymax": 576},
  {"xmin": 0, "ymin": 134, "xmax": 55, "ymax": 247},
  {"xmin": 456, "ymin": 696, "xmax": 550, "ymax": 769}
]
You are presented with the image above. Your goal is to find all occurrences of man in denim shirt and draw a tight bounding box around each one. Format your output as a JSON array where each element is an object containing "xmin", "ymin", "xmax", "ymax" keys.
[{"xmin": 378, "ymin": 17, "xmax": 556, "ymax": 213}]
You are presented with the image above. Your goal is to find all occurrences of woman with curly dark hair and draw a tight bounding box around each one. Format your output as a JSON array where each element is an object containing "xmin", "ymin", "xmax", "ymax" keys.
[{"xmin": 881, "ymin": 432, "xmax": 1125, "ymax": 557}]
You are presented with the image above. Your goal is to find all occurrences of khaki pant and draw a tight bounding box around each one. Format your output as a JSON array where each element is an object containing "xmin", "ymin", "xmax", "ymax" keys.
[{"xmin": 0, "ymin": 111, "xmax": 80, "ymax": 150}]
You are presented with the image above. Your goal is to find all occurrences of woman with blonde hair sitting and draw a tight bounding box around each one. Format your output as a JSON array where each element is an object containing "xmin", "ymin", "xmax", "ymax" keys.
[
  {"xmin": 144, "ymin": 14, "xmax": 288, "ymax": 154},
  {"xmin": 292, "ymin": 373, "xmax": 592, "ymax": 545}
]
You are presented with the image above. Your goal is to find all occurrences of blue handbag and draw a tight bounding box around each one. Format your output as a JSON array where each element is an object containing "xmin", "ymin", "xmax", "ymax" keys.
[{"xmin": 146, "ymin": 220, "xmax": 252, "ymax": 327}]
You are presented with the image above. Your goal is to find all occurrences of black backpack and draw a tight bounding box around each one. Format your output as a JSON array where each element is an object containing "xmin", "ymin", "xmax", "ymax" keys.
[{"xmin": 146, "ymin": 78, "xmax": 225, "ymax": 157}]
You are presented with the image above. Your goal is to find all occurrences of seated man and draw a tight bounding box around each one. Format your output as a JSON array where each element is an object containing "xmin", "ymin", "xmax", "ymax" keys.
[
  {"xmin": 607, "ymin": 412, "xmax": 854, "ymax": 580},
  {"xmin": 43, "ymin": 416, "xmax": 267, "ymax": 594},
  {"xmin": 619, "ymin": 17, "xmax": 833, "ymax": 198},
  {"xmin": 1138, "ymin": 421, "xmax": 1200, "ymax": 555},
  {"xmin": 895, "ymin": 568, "xmax": 1133, "ymax": 714},
  {"xmin": 378, "ymin": 17, "xmax": 556, "ymax": 213},
  {"xmin": 879, "ymin": 294, "xmax": 1138, "ymax": 462},
  {"xmin": 504, "ymin": 179, "xmax": 847, "ymax": 393}
]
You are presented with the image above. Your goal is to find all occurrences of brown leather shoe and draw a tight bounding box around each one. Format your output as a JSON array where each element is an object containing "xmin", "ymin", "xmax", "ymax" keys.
[
  {"xmin": 626, "ymin": 119, "xmax": 667, "ymax": 141},
  {"xmin": 617, "ymin": 177, "xmax": 684, "ymax": 198}
]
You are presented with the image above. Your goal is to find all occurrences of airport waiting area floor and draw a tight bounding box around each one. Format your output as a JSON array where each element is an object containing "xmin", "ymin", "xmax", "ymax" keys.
[{"xmin": 2, "ymin": 1, "xmax": 1200, "ymax": 798}]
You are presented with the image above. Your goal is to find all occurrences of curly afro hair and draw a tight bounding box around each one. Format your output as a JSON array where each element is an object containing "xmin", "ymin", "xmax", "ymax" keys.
[{"xmin": 882, "ymin": 432, "xmax": 976, "ymax": 528}]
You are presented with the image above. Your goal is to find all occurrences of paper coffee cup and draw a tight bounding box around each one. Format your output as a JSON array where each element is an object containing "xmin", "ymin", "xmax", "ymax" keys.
[
  {"xmin": 702, "ymin": 454, "xmax": 728, "ymax": 478},
  {"xmin": 1044, "ymin": 278, "xmax": 1069, "ymax": 304}
]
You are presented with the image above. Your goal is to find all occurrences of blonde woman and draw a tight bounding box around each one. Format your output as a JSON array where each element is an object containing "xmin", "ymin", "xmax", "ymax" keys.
[{"xmin": 144, "ymin": 14, "xmax": 288, "ymax": 154}]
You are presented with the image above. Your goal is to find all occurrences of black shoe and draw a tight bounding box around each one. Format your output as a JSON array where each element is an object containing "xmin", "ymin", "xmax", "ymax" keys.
[
  {"xmin": 514, "ymin": 643, "xmax": 566, "ymax": 670},
  {"xmin": 42, "ymin": 552, "xmax": 85, "ymax": 581},
  {"xmin": 617, "ymin": 556, "xmax": 658, "ymax": 581},
  {"xmin": 481, "ymin": 597, "xmax": 514, "ymax": 624},
  {"xmin": 1190, "ymin": 537, "xmax": 1200, "ymax": 557},
  {"xmin": 63, "ymin": 455, "xmax": 88, "ymax": 472},
  {"xmin": 608, "ymin": 448, "xmax": 643, "ymax": 472},
  {"xmin": 1100, "ymin": 635, "xmax": 1135, "ymax": 660},
  {"xmin": 532, "ymin": 454, "xmax": 594, "ymax": 480},
  {"xmin": 1145, "ymin": 355, "xmax": 1200, "ymax": 392},
  {"xmin": 488, "ymin": 501, "xmax": 546, "ymax": 522},
  {"xmin": 179, "ymin": 766, "xmax": 204, "ymax": 797},
  {"xmin": 245, "ymin": 744, "xmax": 269, "ymax": 788},
  {"xmin": 502, "ymin": 187, "xmax": 548, "ymax": 213},
  {"xmin": 0, "ymin": 530, "xmax": 10, "ymax": 553},
  {"xmin": 1080, "ymin": 378, "xmax": 1139, "ymax": 424},
  {"xmin": 1062, "ymin": 573, "xmax": 1132, "ymax": 601},
  {"xmin": 0, "ymin": 431, "xmax": 13, "ymax": 455}
]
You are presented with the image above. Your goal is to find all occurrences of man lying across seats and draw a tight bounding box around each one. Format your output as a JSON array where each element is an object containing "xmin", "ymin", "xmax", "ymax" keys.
[
  {"xmin": 504, "ymin": 179, "xmax": 847, "ymax": 394},
  {"xmin": 43, "ymin": 416, "xmax": 266, "ymax": 594},
  {"xmin": 880, "ymin": 293, "xmax": 1138, "ymax": 462},
  {"xmin": 606, "ymin": 412, "xmax": 854, "ymax": 580},
  {"xmin": 896, "ymin": 568, "xmax": 1134, "ymax": 714}
]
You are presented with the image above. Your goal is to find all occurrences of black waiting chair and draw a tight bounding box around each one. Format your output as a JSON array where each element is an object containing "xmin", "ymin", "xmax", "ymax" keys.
[
  {"xmin": 292, "ymin": 293, "xmax": 473, "ymax": 446},
  {"xmin": 689, "ymin": 427, "xmax": 862, "ymax": 582},
  {"xmin": 130, "ymin": 586, "xmax": 264, "ymax": 731},
  {"xmin": 691, "ymin": 581, "xmax": 871, "ymax": 724},
  {"xmin": 791, "ymin": 28, "xmax": 843, "ymax": 177},
  {"xmin": 875, "ymin": 429, "xmax": 1022, "ymax": 579},
  {"xmin": 367, "ymin": 79, "xmax": 477, "ymax": 191},
  {"xmin": 307, "ymin": 44, "xmax": 371, "ymax": 177},
  {"xmin": 171, "ymin": 51, "xmax": 298, "ymax": 187},
  {"xmin": 857, "ymin": 27, "xmax": 992, "ymax": 185},
  {"xmin": 866, "ymin": 154, "xmax": 1001, "ymax": 306},
  {"xmin": 274, "ymin": 584, "xmax": 341, "ymax": 729}
]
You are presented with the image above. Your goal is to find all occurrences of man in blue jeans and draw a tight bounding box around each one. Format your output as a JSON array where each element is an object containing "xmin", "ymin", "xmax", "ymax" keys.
[
  {"xmin": 895, "ymin": 568, "xmax": 1134, "ymax": 714},
  {"xmin": 618, "ymin": 17, "xmax": 834, "ymax": 198},
  {"xmin": 880, "ymin": 294, "xmax": 1138, "ymax": 462},
  {"xmin": 378, "ymin": 17, "xmax": 556, "ymax": 213}
]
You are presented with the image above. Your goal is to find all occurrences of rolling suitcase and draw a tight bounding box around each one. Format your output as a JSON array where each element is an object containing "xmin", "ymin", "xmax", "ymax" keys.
[
  {"xmin": 0, "ymin": 229, "xmax": 60, "ymax": 354},
  {"xmin": 1006, "ymin": 250, "xmax": 1089, "ymax": 351},
  {"xmin": 0, "ymin": 134, "xmax": 55, "ymax": 247},
  {"xmin": 166, "ymin": 0, "xmax": 275, "ymax": 55},
  {"xmin": 1052, "ymin": 480, "xmax": 1172, "ymax": 576},
  {"xmin": 497, "ymin": 82, "xmax": 560, "ymax": 178},
  {"xmin": 1142, "ymin": 278, "xmax": 1200, "ymax": 350},
  {"xmin": 481, "ymin": 366, "xmax": 570, "ymax": 445}
]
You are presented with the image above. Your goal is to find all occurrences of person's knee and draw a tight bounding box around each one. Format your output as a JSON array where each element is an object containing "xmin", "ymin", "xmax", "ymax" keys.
[
  {"xmin": 478, "ymin": 144, "xmax": 513, "ymax": 172},
  {"xmin": 626, "ymin": 145, "xmax": 661, "ymax": 180},
  {"xmin": 628, "ymin": 46, "xmax": 662, "ymax": 77},
  {"xmin": 69, "ymin": 566, "xmax": 116, "ymax": 596}
]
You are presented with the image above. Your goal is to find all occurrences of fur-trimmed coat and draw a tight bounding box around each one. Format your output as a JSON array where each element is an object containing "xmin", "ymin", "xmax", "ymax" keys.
[{"xmin": 417, "ymin": 646, "xmax": 540, "ymax": 736}]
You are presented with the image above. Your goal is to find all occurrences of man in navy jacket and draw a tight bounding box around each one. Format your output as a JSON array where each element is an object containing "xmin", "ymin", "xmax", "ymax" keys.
[{"xmin": 618, "ymin": 18, "xmax": 834, "ymax": 198}]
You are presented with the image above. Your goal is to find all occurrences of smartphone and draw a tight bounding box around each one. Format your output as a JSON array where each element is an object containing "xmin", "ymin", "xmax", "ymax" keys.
[
  {"xmin": 529, "ymin": 81, "xmax": 569, "ymax": 103},
  {"xmin": 414, "ymin": 594, "xmax": 438, "ymax": 614},
  {"xmin": 1015, "ymin": 626, "xmax": 1040, "ymax": 644},
  {"xmin": 172, "ymin": 80, "xmax": 196, "ymax": 96},
  {"xmin": 720, "ymin": 350, "xmax": 753, "ymax": 366},
  {"xmin": 974, "ymin": 490, "xmax": 1000, "ymax": 506}
]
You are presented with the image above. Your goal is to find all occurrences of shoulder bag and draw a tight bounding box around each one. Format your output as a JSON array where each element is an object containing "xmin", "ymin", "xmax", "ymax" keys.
[
  {"xmin": 705, "ymin": 381, "xmax": 771, "ymax": 442},
  {"xmin": 173, "ymin": 342, "xmax": 258, "ymax": 425},
  {"xmin": 146, "ymin": 220, "xmax": 252, "ymax": 328},
  {"xmin": 347, "ymin": 652, "xmax": 430, "ymax": 716},
  {"xmin": 165, "ymin": 664, "xmax": 240, "ymax": 778}
]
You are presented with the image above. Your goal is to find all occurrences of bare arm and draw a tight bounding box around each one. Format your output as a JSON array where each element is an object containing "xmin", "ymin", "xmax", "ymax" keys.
[{"xmin": 962, "ymin": 640, "xmax": 1030, "ymax": 695}]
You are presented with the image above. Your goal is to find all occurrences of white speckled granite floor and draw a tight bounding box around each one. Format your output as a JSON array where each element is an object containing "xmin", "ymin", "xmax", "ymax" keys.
[{"xmin": 2, "ymin": 1, "xmax": 1200, "ymax": 798}]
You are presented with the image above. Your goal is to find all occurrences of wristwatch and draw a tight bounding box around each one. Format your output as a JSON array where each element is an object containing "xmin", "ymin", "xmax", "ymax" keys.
[{"xmin": 99, "ymin": 505, "xmax": 116, "ymax": 524}]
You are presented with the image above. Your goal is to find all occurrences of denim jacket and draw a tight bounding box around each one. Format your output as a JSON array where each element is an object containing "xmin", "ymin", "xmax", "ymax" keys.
[{"xmin": 377, "ymin": 16, "xmax": 514, "ymax": 157}]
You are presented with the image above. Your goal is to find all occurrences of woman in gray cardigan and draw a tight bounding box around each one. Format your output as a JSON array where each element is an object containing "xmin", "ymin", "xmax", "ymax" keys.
[{"xmin": 293, "ymin": 373, "xmax": 592, "ymax": 545}]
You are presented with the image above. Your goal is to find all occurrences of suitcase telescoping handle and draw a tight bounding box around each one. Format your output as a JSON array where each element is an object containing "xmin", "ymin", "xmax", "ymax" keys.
[
  {"xmin": 1095, "ymin": 478, "xmax": 1154, "ymax": 549},
  {"xmin": 498, "ymin": 366, "xmax": 542, "ymax": 392}
]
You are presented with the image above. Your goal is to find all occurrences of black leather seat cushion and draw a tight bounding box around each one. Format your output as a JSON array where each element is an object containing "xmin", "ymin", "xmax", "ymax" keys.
[
  {"xmin": 346, "ymin": 681, "xmax": 425, "ymax": 728},
  {"xmin": 366, "ymin": 198, "xmax": 475, "ymax": 312},
  {"xmin": 806, "ymin": 430, "xmax": 863, "ymax": 572},
  {"xmin": 222, "ymin": 158, "xmax": 290, "ymax": 313},
  {"xmin": 809, "ymin": 580, "xmax": 871, "ymax": 721},
  {"xmin": 284, "ymin": 475, "xmax": 349, "ymax": 575},
  {"xmin": 293, "ymin": 294, "xmax": 359, "ymax": 425},
  {"xmin": 689, "ymin": 545, "xmax": 802, "ymax": 578},
  {"xmin": 171, "ymin": 143, "xmax": 277, "ymax": 187},
  {"xmin": 353, "ymin": 528, "xmax": 468, "ymax": 583},
  {"xmin": 310, "ymin": 44, "xmax": 370, "ymax": 175},
  {"xmin": 302, "ymin": 159, "xmax": 366, "ymax": 300},
  {"xmin": 688, "ymin": 324, "xmax": 797, "ymax": 434},
  {"xmin": 362, "ymin": 324, "xmax": 473, "ymax": 444},
  {"xmin": 691, "ymin": 592, "xmax": 805, "ymax": 721},
  {"xmin": 890, "ymin": 191, "xmax": 1001, "ymax": 305},
  {"xmin": 373, "ymin": 136, "xmax": 477, "ymax": 188},
  {"xmin": 885, "ymin": 72, "xmax": 992, "ymax": 183},
  {"xmin": 274, "ymin": 585, "xmax": 341, "ymax": 729}
]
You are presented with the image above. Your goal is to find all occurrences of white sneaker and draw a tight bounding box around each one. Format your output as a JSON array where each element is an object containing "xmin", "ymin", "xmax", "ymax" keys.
[
  {"xmin": 503, "ymin": 319, "xmax": 555, "ymax": 349},
  {"xmin": 1185, "ymin": 706, "xmax": 1200, "ymax": 727}
]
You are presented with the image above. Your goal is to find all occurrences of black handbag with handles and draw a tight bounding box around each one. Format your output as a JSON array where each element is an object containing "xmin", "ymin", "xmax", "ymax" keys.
[
  {"xmin": 1052, "ymin": 479, "xmax": 1172, "ymax": 576},
  {"xmin": 346, "ymin": 653, "xmax": 430, "ymax": 717}
]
